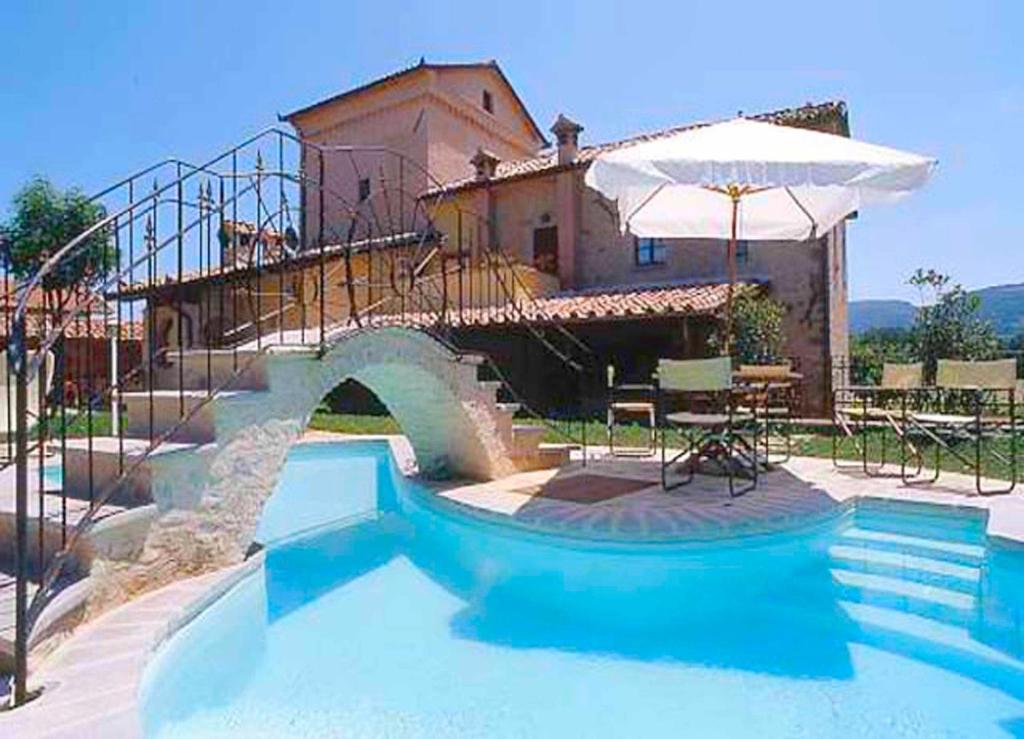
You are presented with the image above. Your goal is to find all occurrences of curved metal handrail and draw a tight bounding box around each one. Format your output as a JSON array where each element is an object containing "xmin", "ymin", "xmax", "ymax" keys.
[{"xmin": 14, "ymin": 122, "xmax": 590, "ymax": 370}]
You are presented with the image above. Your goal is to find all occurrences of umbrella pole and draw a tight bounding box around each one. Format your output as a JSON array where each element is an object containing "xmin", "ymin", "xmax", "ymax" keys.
[{"xmin": 724, "ymin": 186, "xmax": 740, "ymax": 356}]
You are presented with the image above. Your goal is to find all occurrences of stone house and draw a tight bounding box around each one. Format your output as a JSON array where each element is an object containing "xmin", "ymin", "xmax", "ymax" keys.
[
  {"xmin": 139, "ymin": 59, "xmax": 849, "ymax": 416},
  {"xmin": 282, "ymin": 60, "xmax": 850, "ymax": 414},
  {"xmin": 1, "ymin": 279, "xmax": 142, "ymax": 405}
]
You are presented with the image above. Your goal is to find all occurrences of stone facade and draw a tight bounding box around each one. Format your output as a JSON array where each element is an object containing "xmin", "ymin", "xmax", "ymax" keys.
[
  {"xmin": 442, "ymin": 165, "xmax": 848, "ymax": 413},
  {"xmin": 140, "ymin": 62, "xmax": 850, "ymax": 414},
  {"xmin": 287, "ymin": 61, "xmax": 546, "ymax": 246},
  {"xmin": 278, "ymin": 62, "xmax": 851, "ymax": 414}
]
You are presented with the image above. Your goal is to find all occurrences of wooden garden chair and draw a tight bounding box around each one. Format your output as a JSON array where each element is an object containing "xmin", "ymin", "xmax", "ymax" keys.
[
  {"xmin": 734, "ymin": 362, "xmax": 799, "ymax": 466},
  {"xmin": 606, "ymin": 365, "xmax": 656, "ymax": 457}
]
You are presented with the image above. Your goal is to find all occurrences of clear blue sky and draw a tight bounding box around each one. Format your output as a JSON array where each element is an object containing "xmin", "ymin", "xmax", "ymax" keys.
[{"xmin": 3, "ymin": 0, "xmax": 1021, "ymax": 301}]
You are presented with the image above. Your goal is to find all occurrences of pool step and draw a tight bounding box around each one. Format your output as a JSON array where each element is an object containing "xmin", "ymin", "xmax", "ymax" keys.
[
  {"xmin": 454, "ymin": 352, "xmax": 488, "ymax": 367},
  {"xmin": 832, "ymin": 569, "xmax": 976, "ymax": 610},
  {"xmin": 828, "ymin": 544, "xmax": 981, "ymax": 590},
  {"xmin": 151, "ymin": 348, "xmax": 268, "ymax": 391},
  {"xmin": 826, "ymin": 522, "xmax": 994, "ymax": 643},
  {"xmin": 61, "ymin": 437, "xmax": 202, "ymax": 505},
  {"xmin": 511, "ymin": 443, "xmax": 574, "ymax": 472},
  {"xmin": 852, "ymin": 504, "xmax": 987, "ymax": 546},
  {"xmin": 830, "ymin": 568, "xmax": 977, "ymax": 628},
  {"xmin": 839, "ymin": 527, "xmax": 985, "ymax": 567},
  {"xmin": 476, "ymin": 380, "xmax": 504, "ymax": 401},
  {"xmin": 121, "ymin": 389, "xmax": 253, "ymax": 443},
  {"xmin": 837, "ymin": 600, "xmax": 1024, "ymax": 671}
]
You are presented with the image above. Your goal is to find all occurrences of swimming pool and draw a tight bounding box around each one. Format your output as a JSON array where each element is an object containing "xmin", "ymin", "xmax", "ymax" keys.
[{"xmin": 141, "ymin": 441, "xmax": 1024, "ymax": 738}]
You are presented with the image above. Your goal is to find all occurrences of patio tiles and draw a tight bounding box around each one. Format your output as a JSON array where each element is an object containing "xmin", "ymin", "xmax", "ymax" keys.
[
  {"xmin": 427, "ymin": 450, "xmax": 1024, "ymax": 545},
  {"xmin": 516, "ymin": 473, "xmax": 652, "ymax": 504},
  {"xmin": 430, "ymin": 452, "xmax": 841, "ymax": 542},
  {"xmin": 0, "ymin": 454, "xmax": 126, "ymax": 524}
]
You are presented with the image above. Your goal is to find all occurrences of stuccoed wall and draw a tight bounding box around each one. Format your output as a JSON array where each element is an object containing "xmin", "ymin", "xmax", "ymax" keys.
[{"xmin": 86, "ymin": 327, "xmax": 516, "ymax": 615}]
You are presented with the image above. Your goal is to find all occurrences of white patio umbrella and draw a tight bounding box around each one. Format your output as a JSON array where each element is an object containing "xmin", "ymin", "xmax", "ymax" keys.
[{"xmin": 584, "ymin": 117, "xmax": 937, "ymax": 348}]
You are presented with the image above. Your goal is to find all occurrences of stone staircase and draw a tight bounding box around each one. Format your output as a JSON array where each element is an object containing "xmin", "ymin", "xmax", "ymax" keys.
[{"xmin": 61, "ymin": 331, "xmax": 572, "ymax": 506}]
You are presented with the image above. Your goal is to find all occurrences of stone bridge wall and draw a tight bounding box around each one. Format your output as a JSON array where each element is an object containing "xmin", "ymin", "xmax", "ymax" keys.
[{"xmin": 86, "ymin": 327, "xmax": 515, "ymax": 614}]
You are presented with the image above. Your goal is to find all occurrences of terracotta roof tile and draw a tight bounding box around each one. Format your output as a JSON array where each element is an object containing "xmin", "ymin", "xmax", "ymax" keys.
[
  {"xmin": 430, "ymin": 100, "xmax": 848, "ymax": 194},
  {"xmin": 1, "ymin": 279, "xmax": 143, "ymax": 340},
  {"xmin": 355, "ymin": 281, "xmax": 754, "ymax": 330},
  {"xmin": 115, "ymin": 229, "xmax": 431, "ymax": 297},
  {"xmin": 0, "ymin": 311, "xmax": 144, "ymax": 341},
  {"xmin": 529, "ymin": 281, "xmax": 747, "ymax": 323}
]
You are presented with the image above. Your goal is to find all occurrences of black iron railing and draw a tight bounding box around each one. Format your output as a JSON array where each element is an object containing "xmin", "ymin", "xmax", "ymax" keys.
[{"xmin": 2, "ymin": 128, "xmax": 593, "ymax": 705}]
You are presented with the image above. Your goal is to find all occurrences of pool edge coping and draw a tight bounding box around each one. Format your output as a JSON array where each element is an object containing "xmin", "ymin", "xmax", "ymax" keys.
[{"xmin": 0, "ymin": 553, "xmax": 263, "ymax": 739}]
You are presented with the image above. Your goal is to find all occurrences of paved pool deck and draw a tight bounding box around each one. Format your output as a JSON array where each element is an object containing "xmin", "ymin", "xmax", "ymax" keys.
[
  {"xmin": 303, "ymin": 432, "xmax": 1024, "ymax": 546},
  {"xmin": 2, "ymin": 435, "xmax": 1023, "ymax": 738},
  {"xmin": 428, "ymin": 449, "xmax": 1024, "ymax": 546},
  {"xmin": 0, "ymin": 454, "xmax": 126, "ymax": 526}
]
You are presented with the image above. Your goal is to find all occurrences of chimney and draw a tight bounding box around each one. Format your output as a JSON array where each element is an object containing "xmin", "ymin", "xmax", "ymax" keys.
[
  {"xmin": 470, "ymin": 147, "xmax": 501, "ymax": 181},
  {"xmin": 551, "ymin": 114, "xmax": 583, "ymax": 165}
]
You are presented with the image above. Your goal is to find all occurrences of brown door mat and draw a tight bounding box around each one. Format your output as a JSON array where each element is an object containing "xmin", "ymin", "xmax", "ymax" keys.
[{"xmin": 526, "ymin": 474, "xmax": 654, "ymax": 504}]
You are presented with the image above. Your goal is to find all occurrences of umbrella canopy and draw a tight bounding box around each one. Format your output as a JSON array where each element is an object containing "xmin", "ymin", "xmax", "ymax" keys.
[
  {"xmin": 584, "ymin": 117, "xmax": 936, "ymax": 352},
  {"xmin": 584, "ymin": 117, "xmax": 937, "ymax": 240}
]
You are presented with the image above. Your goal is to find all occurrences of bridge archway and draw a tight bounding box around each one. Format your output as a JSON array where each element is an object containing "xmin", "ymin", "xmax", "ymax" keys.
[
  {"xmin": 90, "ymin": 327, "xmax": 519, "ymax": 608},
  {"xmin": 314, "ymin": 327, "xmax": 515, "ymax": 481}
]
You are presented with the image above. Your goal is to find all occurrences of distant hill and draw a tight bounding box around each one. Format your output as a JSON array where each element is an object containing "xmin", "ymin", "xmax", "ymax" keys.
[
  {"xmin": 976, "ymin": 284, "xmax": 1024, "ymax": 337},
  {"xmin": 848, "ymin": 300, "xmax": 917, "ymax": 334},
  {"xmin": 850, "ymin": 283, "xmax": 1024, "ymax": 337}
]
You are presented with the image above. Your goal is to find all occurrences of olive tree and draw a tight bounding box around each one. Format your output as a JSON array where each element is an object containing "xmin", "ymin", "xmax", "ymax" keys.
[
  {"xmin": 908, "ymin": 268, "xmax": 1000, "ymax": 378},
  {"xmin": 1, "ymin": 178, "xmax": 118, "ymax": 392}
]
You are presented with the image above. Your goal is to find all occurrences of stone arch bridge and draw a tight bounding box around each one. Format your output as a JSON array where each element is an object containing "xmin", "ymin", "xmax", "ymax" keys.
[{"xmin": 71, "ymin": 327, "xmax": 567, "ymax": 607}]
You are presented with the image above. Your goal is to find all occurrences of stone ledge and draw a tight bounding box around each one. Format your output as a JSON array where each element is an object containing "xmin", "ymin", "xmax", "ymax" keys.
[{"xmin": 0, "ymin": 554, "xmax": 263, "ymax": 739}]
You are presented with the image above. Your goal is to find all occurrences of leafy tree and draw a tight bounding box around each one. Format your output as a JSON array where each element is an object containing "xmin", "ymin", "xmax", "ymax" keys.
[
  {"xmin": 0, "ymin": 177, "xmax": 116, "ymax": 302},
  {"xmin": 711, "ymin": 291, "xmax": 788, "ymax": 364},
  {"xmin": 2, "ymin": 178, "xmax": 118, "ymax": 400},
  {"xmin": 907, "ymin": 268, "xmax": 1000, "ymax": 378},
  {"xmin": 849, "ymin": 327, "xmax": 915, "ymax": 385}
]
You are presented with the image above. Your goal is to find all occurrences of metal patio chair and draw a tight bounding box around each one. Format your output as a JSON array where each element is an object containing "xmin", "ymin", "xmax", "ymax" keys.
[
  {"xmin": 657, "ymin": 357, "xmax": 758, "ymax": 496},
  {"xmin": 832, "ymin": 361, "xmax": 926, "ymax": 477},
  {"xmin": 901, "ymin": 358, "xmax": 1018, "ymax": 495},
  {"xmin": 734, "ymin": 362, "xmax": 799, "ymax": 466},
  {"xmin": 606, "ymin": 365, "xmax": 656, "ymax": 457}
]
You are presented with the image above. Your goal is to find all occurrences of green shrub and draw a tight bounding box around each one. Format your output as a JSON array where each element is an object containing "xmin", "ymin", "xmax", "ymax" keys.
[
  {"xmin": 849, "ymin": 328, "xmax": 915, "ymax": 385},
  {"xmin": 710, "ymin": 291, "xmax": 788, "ymax": 364}
]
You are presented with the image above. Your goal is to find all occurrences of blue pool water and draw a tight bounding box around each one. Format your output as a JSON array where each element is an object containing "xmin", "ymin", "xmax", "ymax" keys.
[
  {"xmin": 43, "ymin": 464, "xmax": 61, "ymax": 488},
  {"xmin": 141, "ymin": 441, "xmax": 1024, "ymax": 738}
]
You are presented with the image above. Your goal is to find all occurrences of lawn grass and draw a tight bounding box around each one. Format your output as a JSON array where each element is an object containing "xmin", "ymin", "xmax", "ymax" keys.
[
  {"xmin": 308, "ymin": 411, "xmax": 402, "ymax": 435},
  {"xmin": 26, "ymin": 408, "xmax": 114, "ymax": 439},
  {"xmin": 63, "ymin": 409, "xmax": 113, "ymax": 438},
  {"xmin": 791, "ymin": 426, "xmax": 1018, "ymax": 483},
  {"xmin": 35, "ymin": 408, "xmax": 1015, "ymax": 484}
]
